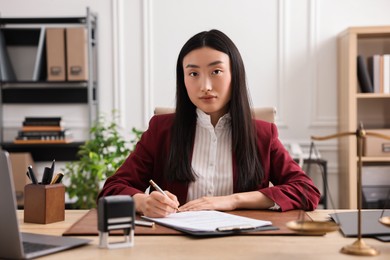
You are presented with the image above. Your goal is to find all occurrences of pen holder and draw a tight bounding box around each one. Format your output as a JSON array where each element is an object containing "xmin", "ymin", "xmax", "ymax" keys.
[{"xmin": 24, "ymin": 183, "xmax": 65, "ymax": 224}]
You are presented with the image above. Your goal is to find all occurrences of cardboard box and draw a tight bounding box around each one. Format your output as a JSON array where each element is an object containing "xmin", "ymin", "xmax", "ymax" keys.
[
  {"xmin": 66, "ymin": 27, "xmax": 88, "ymax": 81},
  {"xmin": 363, "ymin": 129, "xmax": 390, "ymax": 156},
  {"xmin": 46, "ymin": 28, "xmax": 66, "ymax": 81},
  {"xmin": 24, "ymin": 183, "xmax": 65, "ymax": 224},
  {"xmin": 9, "ymin": 153, "xmax": 35, "ymax": 207}
]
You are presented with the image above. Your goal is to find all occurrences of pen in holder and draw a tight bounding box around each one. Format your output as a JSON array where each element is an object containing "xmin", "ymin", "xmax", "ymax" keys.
[{"xmin": 24, "ymin": 183, "xmax": 65, "ymax": 224}]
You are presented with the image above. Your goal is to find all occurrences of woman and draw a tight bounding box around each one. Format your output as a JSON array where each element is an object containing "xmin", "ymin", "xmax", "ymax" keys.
[{"xmin": 98, "ymin": 29, "xmax": 320, "ymax": 217}]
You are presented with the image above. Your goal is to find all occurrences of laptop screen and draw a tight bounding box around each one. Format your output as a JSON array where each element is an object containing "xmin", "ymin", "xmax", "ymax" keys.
[{"xmin": 0, "ymin": 150, "xmax": 25, "ymax": 258}]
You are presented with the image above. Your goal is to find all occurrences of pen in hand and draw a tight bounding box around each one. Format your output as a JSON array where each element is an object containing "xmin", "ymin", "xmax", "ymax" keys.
[{"xmin": 149, "ymin": 179, "xmax": 180, "ymax": 211}]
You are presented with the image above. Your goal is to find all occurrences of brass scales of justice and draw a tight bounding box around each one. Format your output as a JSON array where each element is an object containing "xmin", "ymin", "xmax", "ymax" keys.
[{"xmin": 286, "ymin": 123, "xmax": 390, "ymax": 256}]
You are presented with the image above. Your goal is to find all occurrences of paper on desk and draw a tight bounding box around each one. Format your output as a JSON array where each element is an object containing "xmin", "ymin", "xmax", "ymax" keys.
[{"xmin": 142, "ymin": 210, "xmax": 272, "ymax": 232}]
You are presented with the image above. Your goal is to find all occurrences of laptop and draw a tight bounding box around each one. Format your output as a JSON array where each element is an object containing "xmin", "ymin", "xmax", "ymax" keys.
[{"xmin": 0, "ymin": 150, "xmax": 91, "ymax": 259}]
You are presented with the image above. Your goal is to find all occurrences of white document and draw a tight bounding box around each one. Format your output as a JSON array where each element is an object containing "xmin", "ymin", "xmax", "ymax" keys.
[{"xmin": 142, "ymin": 210, "xmax": 272, "ymax": 232}]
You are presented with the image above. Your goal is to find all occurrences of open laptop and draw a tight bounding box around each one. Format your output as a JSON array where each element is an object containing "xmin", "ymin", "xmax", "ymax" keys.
[{"xmin": 0, "ymin": 150, "xmax": 91, "ymax": 259}]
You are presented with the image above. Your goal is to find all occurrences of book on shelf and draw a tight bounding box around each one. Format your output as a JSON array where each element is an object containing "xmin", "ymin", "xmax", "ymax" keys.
[
  {"xmin": 14, "ymin": 131, "xmax": 73, "ymax": 144},
  {"xmin": 14, "ymin": 117, "xmax": 73, "ymax": 144},
  {"xmin": 15, "ymin": 135, "xmax": 72, "ymax": 141},
  {"xmin": 22, "ymin": 117, "xmax": 63, "ymax": 127},
  {"xmin": 357, "ymin": 55, "xmax": 373, "ymax": 93},
  {"xmin": 22, "ymin": 125, "xmax": 64, "ymax": 132},
  {"xmin": 367, "ymin": 55, "xmax": 381, "ymax": 93},
  {"xmin": 383, "ymin": 54, "xmax": 390, "ymax": 94},
  {"xmin": 17, "ymin": 129, "xmax": 71, "ymax": 139},
  {"xmin": 366, "ymin": 54, "xmax": 390, "ymax": 94},
  {"xmin": 13, "ymin": 139, "xmax": 73, "ymax": 144},
  {"xmin": 24, "ymin": 116, "xmax": 62, "ymax": 122}
]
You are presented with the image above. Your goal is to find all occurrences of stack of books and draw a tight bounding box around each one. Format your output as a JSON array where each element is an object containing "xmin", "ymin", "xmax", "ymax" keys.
[
  {"xmin": 357, "ymin": 54, "xmax": 390, "ymax": 94},
  {"xmin": 14, "ymin": 117, "xmax": 73, "ymax": 144}
]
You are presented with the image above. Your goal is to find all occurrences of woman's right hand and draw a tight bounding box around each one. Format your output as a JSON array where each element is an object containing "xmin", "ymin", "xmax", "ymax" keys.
[{"xmin": 133, "ymin": 191, "xmax": 180, "ymax": 217}]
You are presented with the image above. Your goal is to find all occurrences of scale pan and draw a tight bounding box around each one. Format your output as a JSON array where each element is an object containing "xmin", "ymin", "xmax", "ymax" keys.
[
  {"xmin": 286, "ymin": 220, "xmax": 339, "ymax": 235},
  {"xmin": 379, "ymin": 216, "xmax": 390, "ymax": 227}
]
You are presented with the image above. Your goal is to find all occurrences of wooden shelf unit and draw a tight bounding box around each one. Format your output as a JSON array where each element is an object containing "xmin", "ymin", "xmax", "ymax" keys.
[
  {"xmin": 0, "ymin": 8, "xmax": 98, "ymax": 160},
  {"xmin": 338, "ymin": 25, "xmax": 390, "ymax": 209}
]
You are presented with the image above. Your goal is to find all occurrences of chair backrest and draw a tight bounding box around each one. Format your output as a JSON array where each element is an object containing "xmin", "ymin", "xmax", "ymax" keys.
[
  {"xmin": 251, "ymin": 107, "xmax": 276, "ymax": 123},
  {"xmin": 154, "ymin": 107, "xmax": 276, "ymax": 123}
]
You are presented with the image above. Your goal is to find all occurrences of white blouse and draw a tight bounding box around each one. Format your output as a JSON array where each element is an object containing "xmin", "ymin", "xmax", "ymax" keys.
[{"xmin": 187, "ymin": 109, "xmax": 233, "ymax": 202}]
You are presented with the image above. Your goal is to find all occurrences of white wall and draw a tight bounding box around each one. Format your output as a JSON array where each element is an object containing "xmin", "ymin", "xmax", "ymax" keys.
[{"xmin": 2, "ymin": 0, "xmax": 390, "ymax": 208}]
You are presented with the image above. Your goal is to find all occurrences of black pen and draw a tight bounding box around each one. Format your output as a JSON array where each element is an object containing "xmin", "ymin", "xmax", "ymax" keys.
[
  {"xmin": 41, "ymin": 167, "xmax": 53, "ymax": 185},
  {"xmin": 50, "ymin": 159, "xmax": 55, "ymax": 176},
  {"xmin": 27, "ymin": 165, "xmax": 38, "ymax": 184}
]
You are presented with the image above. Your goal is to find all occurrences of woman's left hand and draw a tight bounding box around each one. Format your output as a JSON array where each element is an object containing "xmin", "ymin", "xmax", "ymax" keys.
[
  {"xmin": 178, "ymin": 191, "xmax": 275, "ymax": 212},
  {"xmin": 179, "ymin": 195, "xmax": 237, "ymax": 212}
]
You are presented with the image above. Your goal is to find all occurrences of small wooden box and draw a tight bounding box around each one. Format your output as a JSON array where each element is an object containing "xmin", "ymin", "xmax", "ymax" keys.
[
  {"xmin": 24, "ymin": 183, "xmax": 65, "ymax": 224},
  {"xmin": 363, "ymin": 129, "xmax": 390, "ymax": 157}
]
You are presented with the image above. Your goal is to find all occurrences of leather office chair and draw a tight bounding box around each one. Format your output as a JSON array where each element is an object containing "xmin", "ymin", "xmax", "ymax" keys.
[{"xmin": 154, "ymin": 107, "xmax": 276, "ymax": 123}]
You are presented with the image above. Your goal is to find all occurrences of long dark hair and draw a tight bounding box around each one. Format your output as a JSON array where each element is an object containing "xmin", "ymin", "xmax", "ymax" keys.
[{"xmin": 165, "ymin": 29, "xmax": 264, "ymax": 192}]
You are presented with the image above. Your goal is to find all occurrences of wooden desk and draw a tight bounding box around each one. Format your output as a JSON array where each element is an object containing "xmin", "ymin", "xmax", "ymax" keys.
[{"xmin": 18, "ymin": 210, "xmax": 390, "ymax": 259}]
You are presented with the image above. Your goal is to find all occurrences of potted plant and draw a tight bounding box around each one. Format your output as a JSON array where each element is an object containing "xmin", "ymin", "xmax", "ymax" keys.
[{"xmin": 63, "ymin": 112, "xmax": 143, "ymax": 209}]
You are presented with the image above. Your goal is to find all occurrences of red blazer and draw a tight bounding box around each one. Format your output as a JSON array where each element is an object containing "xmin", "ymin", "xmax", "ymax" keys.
[{"xmin": 98, "ymin": 114, "xmax": 321, "ymax": 211}]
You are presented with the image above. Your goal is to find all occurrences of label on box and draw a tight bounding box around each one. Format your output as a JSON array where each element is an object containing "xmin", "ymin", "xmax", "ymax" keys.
[{"xmin": 382, "ymin": 143, "xmax": 390, "ymax": 153}]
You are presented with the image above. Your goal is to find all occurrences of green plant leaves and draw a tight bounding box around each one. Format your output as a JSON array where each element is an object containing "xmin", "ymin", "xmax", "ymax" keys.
[{"xmin": 62, "ymin": 112, "xmax": 142, "ymax": 209}]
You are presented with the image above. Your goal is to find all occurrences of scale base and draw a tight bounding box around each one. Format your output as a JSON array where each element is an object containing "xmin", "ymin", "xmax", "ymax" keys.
[{"xmin": 340, "ymin": 239, "xmax": 379, "ymax": 256}]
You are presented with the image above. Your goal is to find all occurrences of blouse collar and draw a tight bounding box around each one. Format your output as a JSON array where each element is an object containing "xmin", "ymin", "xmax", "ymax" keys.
[{"xmin": 196, "ymin": 108, "xmax": 231, "ymax": 129}]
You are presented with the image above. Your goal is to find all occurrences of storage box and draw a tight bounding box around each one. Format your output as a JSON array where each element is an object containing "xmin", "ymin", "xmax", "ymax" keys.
[
  {"xmin": 46, "ymin": 28, "xmax": 66, "ymax": 81},
  {"xmin": 363, "ymin": 129, "xmax": 390, "ymax": 156},
  {"xmin": 66, "ymin": 27, "xmax": 88, "ymax": 81},
  {"xmin": 24, "ymin": 183, "xmax": 65, "ymax": 224},
  {"xmin": 9, "ymin": 153, "xmax": 35, "ymax": 207}
]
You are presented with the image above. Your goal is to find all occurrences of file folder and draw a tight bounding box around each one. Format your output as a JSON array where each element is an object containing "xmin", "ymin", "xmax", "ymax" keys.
[
  {"xmin": 0, "ymin": 30, "xmax": 16, "ymax": 81},
  {"xmin": 46, "ymin": 28, "xmax": 66, "ymax": 81},
  {"xmin": 32, "ymin": 27, "xmax": 46, "ymax": 81},
  {"xmin": 66, "ymin": 27, "xmax": 88, "ymax": 81}
]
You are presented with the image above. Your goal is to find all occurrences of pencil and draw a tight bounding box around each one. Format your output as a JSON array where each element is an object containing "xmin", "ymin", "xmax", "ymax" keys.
[{"xmin": 50, "ymin": 172, "xmax": 64, "ymax": 184}]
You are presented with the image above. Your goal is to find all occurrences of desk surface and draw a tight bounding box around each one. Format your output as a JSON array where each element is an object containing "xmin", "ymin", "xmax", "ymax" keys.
[{"xmin": 18, "ymin": 210, "xmax": 390, "ymax": 260}]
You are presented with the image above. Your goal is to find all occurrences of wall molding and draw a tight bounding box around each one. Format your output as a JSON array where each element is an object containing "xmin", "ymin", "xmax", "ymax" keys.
[
  {"xmin": 276, "ymin": 0, "xmax": 288, "ymax": 129},
  {"xmin": 112, "ymin": 0, "xmax": 126, "ymax": 126},
  {"xmin": 308, "ymin": 0, "xmax": 337, "ymax": 128},
  {"xmin": 142, "ymin": 0, "xmax": 154, "ymax": 127}
]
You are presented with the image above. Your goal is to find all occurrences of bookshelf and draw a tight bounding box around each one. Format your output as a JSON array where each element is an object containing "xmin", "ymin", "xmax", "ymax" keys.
[
  {"xmin": 338, "ymin": 26, "xmax": 390, "ymax": 209},
  {"xmin": 0, "ymin": 8, "xmax": 98, "ymax": 161}
]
